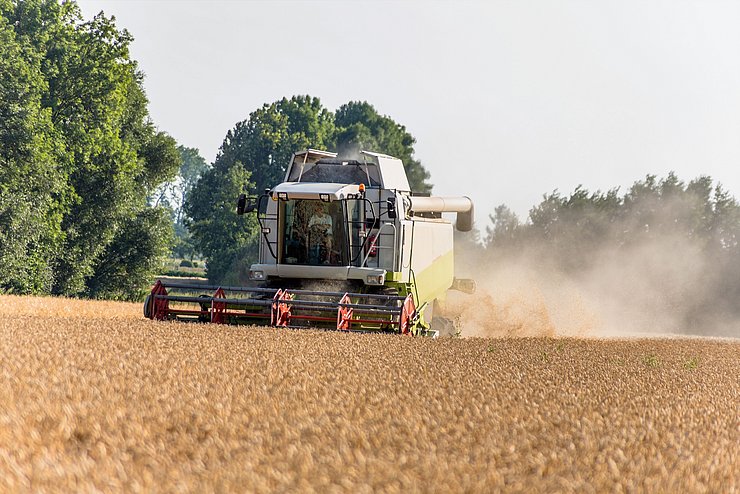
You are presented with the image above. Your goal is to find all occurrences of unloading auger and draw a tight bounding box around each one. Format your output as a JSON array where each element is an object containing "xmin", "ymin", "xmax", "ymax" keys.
[{"xmin": 144, "ymin": 149, "xmax": 475, "ymax": 336}]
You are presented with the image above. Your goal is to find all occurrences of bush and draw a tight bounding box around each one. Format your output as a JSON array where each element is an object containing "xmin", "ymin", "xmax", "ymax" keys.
[{"xmin": 179, "ymin": 259, "xmax": 193, "ymax": 268}]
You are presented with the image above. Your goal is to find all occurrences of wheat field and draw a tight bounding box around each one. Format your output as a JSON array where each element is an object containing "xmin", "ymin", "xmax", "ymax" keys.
[{"xmin": 0, "ymin": 295, "xmax": 738, "ymax": 492}]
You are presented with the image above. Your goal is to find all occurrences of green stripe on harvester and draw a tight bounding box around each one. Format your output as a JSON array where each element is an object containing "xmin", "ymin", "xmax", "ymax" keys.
[
  {"xmin": 411, "ymin": 249, "xmax": 455, "ymax": 309},
  {"xmin": 386, "ymin": 271, "xmax": 404, "ymax": 282}
]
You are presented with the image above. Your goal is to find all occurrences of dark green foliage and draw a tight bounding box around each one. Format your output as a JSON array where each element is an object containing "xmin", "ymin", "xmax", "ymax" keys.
[
  {"xmin": 335, "ymin": 101, "xmax": 432, "ymax": 194},
  {"xmin": 214, "ymin": 96, "xmax": 337, "ymax": 196},
  {"xmin": 0, "ymin": 0, "xmax": 179, "ymax": 299},
  {"xmin": 85, "ymin": 207, "xmax": 174, "ymax": 300},
  {"xmin": 0, "ymin": 10, "xmax": 65, "ymax": 293},
  {"xmin": 188, "ymin": 95, "xmax": 430, "ymax": 283},
  {"xmin": 186, "ymin": 164, "xmax": 258, "ymax": 285}
]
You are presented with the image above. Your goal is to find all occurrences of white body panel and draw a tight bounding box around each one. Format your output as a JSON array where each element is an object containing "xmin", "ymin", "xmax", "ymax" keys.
[
  {"xmin": 408, "ymin": 219, "xmax": 454, "ymax": 274},
  {"xmin": 272, "ymin": 182, "xmax": 361, "ymax": 201},
  {"xmin": 360, "ymin": 151, "xmax": 411, "ymax": 192}
]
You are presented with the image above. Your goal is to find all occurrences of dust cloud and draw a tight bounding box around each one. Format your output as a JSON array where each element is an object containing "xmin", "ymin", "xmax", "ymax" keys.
[{"xmin": 451, "ymin": 231, "xmax": 740, "ymax": 339}]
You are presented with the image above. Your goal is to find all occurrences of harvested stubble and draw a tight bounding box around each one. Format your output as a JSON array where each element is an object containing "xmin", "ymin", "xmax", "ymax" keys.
[{"xmin": 0, "ymin": 295, "xmax": 738, "ymax": 493}]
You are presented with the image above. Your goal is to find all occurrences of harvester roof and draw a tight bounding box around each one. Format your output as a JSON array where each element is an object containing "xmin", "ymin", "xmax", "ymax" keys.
[
  {"xmin": 270, "ymin": 182, "xmax": 362, "ymax": 201},
  {"xmin": 284, "ymin": 149, "xmax": 411, "ymax": 192}
]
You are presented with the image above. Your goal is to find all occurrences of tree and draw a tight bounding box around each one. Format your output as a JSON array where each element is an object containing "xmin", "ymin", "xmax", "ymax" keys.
[
  {"xmin": 85, "ymin": 207, "xmax": 174, "ymax": 299},
  {"xmin": 0, "ymin": 0, "xmax": 180, "ymax": 299},
  {"xmin": 485, "ymin": 205, "xmax": 521, "ymax": 251},
  {"xmin": 186, "ymin": 164, "xmax": 258, "ymax": 285},
  {"xmin": 485, "ymin": 174, "xmax": 740, "ymax": 334},
  {"xmin": 0, "ymin": 10, "xmax": 66, "ymax": 293},
  {"xmin": 153, "ymin": 145, "xmax": 208, "ymax": 261},
  {"xmin": 335, "ymin": 101, "xmax": 431, "ymax": 194},
  {"xmin": 214, "ymin": 96, "xmax": 336, "ymax": 196},
  {"xmin": 153, "ymin": 145, "xmax": 209, "ymax": 223}
]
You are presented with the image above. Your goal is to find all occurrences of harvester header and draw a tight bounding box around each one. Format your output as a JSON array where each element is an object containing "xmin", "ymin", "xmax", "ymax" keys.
[{"xmin": 145, "ymin": 149, "xmax": 475, "ymax": 337}]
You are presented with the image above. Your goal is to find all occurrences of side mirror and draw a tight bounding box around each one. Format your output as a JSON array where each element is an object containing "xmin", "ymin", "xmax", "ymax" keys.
[
  {"xmin": 386, "ymin": 198, "xmax": 397, "ymax": 219},
  {"xmin": 237, "ymin": 194, "xmax": 259, "ymax": 214},
  {"xmin": 236, "ymin": 194, "xmax": 247, "ymax": 215}
]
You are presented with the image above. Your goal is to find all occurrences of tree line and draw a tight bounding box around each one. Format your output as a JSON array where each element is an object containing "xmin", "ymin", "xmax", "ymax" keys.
[
  {"xmin": 480, "ymin": 174, "xmax": 740, "ymax": 332},
  {"xmin": 1, "ymin": 0, "xmax": 179, "ymax": 299}
]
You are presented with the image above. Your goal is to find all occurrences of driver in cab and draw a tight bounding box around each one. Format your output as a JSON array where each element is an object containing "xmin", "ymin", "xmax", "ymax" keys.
[{"xmin": 308, "ymin": 202, "xmax": 334, "ymax": 264}]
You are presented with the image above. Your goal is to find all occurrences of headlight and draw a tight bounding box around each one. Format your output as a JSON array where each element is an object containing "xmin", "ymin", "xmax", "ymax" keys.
[
  {"xmin": 366, "ymin": 274, "xmax": 385, "ymax": 285},
  {"xmin": 249, "ymin": 270, "xmax": 265, "ymax": 281}
]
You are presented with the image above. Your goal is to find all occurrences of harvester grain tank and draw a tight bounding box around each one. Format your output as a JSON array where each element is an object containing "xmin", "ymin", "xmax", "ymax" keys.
[{"xmin": 144, "ymin": 149, "xmax": 475, "ymax": 336}]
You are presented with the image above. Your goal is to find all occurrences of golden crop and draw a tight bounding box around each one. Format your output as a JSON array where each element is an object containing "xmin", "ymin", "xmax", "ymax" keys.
[{"xmin": 0, "ymin": 295, "xmax": 738, "ymax": 492}]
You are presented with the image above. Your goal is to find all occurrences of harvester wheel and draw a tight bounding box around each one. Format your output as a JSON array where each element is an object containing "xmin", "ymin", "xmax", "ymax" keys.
[
  {"xmin": 430, "ymin": 299, "xmax": 459, "ymax": 337},
  {"xmin": 143, "ymin": 294, "xmax": 152, "ymax": 319},
  {"xmin": 198, "ymin": 294, "xmax": 211, "ymax": 322},
  {"xmin": 432, "ymin": 316, "xmax": 458, "ymax": 338}
]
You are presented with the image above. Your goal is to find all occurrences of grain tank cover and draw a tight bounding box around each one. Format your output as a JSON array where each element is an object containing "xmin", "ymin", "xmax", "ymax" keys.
[{"xmin": 360, "ymin": 150, "xmax": 411, "ymax": 192}]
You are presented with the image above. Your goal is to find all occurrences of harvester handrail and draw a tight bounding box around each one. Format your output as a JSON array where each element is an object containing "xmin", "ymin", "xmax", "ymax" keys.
[
  {"xmin": 256, "ymin": 193, "xmax": 278, "ymax": 260},
  {"xmin": 287, "ymin": 289, "xmax": 404, "ymax": 300},
  {"xmin": 156, "ymin": 281, "xmax": 276, "ymax": 293},
  {"xmin": 154, "ymin": 294, "xmax": 403, "ymax": 312},
  {"xmin": 204, "ymin": 296, "xmax": 401, "ymax": 313},
  {"xmin": 361, "ymin": 222, "xmax": 397, "ymax": 268},
  {"xmin": 152, "ymin": 280, "xmax": 405, "ymax": 300},
  {"xmin": 153, "ymin": 282, "xmax": 407, "ymax": 302},
  {"xmin": 154, "ymin": 295, "xmax": 274, "ymax": 307},
  {"xmin": 280, "ymin": 302, "xmax": 401, "ymax": 314}
]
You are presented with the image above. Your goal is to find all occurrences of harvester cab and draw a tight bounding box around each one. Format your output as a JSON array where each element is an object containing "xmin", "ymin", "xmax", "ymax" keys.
[{"xmin": 144, "ymin": 149, "xmax": 475, "ymax": 337}]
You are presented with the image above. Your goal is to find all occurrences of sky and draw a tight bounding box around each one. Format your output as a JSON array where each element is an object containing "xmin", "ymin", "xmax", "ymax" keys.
[{"xmin": 76, "ymin": 0, "xmax": 740, "ymax": 229}]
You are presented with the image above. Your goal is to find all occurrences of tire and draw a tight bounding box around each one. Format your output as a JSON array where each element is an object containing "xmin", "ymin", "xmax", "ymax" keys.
[
  {"xmin": 430, "ymin": 299, "xmax": 459, "ymax": 337},
  {"xmin": 198, "ymin": 294, "xmax": 212, "ymax": 322},
  {"xmin": 143, "ymin": 294, "xmax": 152, "ymax": 319},
  {"xmin": 432, "ymin": 316, "xmax": 458, "ymax": 337}
]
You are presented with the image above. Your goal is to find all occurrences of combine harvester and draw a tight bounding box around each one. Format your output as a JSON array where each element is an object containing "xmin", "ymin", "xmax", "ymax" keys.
[{"xmin": 144, "ymin": 150, "xmax": 475, "ymax": 337}]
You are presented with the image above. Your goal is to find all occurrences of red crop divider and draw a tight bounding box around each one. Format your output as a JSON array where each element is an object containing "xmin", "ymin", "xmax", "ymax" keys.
[
  {"xmin": 211, "ymin": 287, "xmax": 226, "ymax": 324},
  {"xmin": 270, "ymin": 289, "xmax": 282, "ymax": 326},
  {"xmin": 271, "ymin": 289, "xmax": 293, "ymax": 327},
  {"xmin": 399, "ymin": 294, "xmax": 416, "ymax": 335},
  {"xmin": 336, "ymin": 293, "xmax": 353, "ymax": 330},
  {"xmin": 152, "ymin": 281, "xmax": 169, "ymax": 320}
]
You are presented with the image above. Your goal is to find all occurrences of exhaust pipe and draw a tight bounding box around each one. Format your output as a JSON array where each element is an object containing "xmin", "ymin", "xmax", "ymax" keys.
[{"xmin": 408, "ymin": 196, "xmax": 475, "ymax": 232}]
